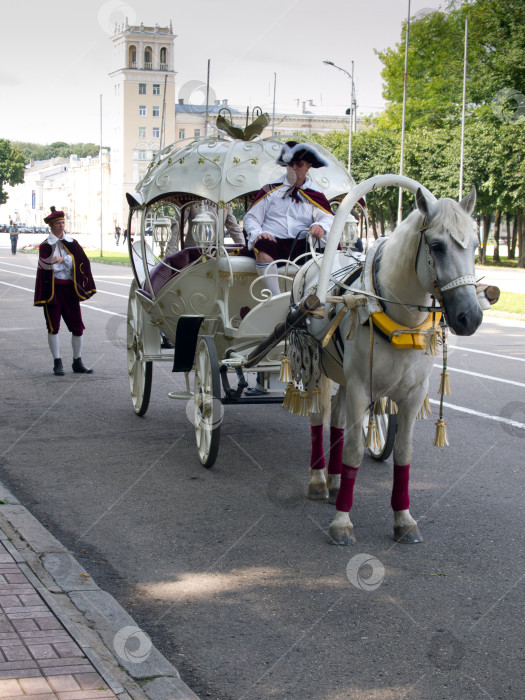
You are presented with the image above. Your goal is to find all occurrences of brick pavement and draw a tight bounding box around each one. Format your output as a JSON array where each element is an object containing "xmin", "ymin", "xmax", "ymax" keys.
[{"xmin": 0, "ymin": 542, "xmax": 116, "ymax": 699}]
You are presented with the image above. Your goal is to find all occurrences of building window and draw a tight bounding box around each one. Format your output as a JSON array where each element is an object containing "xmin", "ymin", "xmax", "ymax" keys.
[
  {"xmin": 194, "ymin": 129, "xmax": 201, "ymax": 138},
  {"xmin": 129, "ymin": 46, "xmax": 137, "ymax": 68},
  {"xmin": 139, "ymin": 83, "xmax": 146, "ymax": 95},
  {"xmin": 144, "ymin": 47, "xmax": 152, "ymax": 69},
  {"xmin": 178, "ymin": 129, "xmax": 185, "ymax": 140},
  {"xmin": 160, "ymin": 47, "xmax": 168, "ymax": 70},
  {"xmin": 152, "ymin": 106, "xmax": 160, "ymax": 117},
  {"xmin": 153, "ymin": 84, "xmax": 160, "ymax": 96},
  {"xmin": 138, "ymin": 151, "xmax": 147, "ymax": 161},
  {"xmin": 152, "ymin": 127, "xmax": 160, "ymax": 138},
  {"xmin": 139, "ymin": 127, "xmax": 146, "ymax": 138},
  {"xmin": 139, "ymin": 105, "xmax": 146, "ymax": 117}
]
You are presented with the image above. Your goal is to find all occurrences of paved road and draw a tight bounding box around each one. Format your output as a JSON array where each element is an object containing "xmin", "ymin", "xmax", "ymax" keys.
[{"xmin": 1, "ymin": 244, "xmax": 524, "ymax": 700}]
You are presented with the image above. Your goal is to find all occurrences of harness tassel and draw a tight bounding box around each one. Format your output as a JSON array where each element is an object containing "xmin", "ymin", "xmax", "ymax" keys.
[
  {"xmin": 389, "ymin": 400, "xmax": 398, "ymax": 415},
  {"xmin": 439, "ymin": 369, "xmax": 451, "ymax": 396},
  {"xmin": 299, "ymin": 390, "xmax": 311, "ymax": 417},
  {"xmin": 434, "ymin": 417, "xmax": 449, "ymax": 446},
  {"xmin": 374, "ymin": 397, "xmax": 387, "ymax": 415},
  {"xmin": 278, "ymin": 354, "xmax": 293, "ymax": 383},
  {"xmin": 417, "ymin": 393, "xmax": 432, "ymax": 420},
  {"xmin": 365, "ymin": 411, "xmax": 381, "ymax": 452},
  {"xmin": 309, "ymin": 386, "xmax": 322, "ymax": 414},
  {"xmin": 425, "ymin": 327, "xmax": 442, "ymax": 356},
  {"xmin": 282, "ymin": 383, "xmax": 294, "ymax": 410},
  {"xmin": 291, "ymin": 387, "xmax": 301, "ymax": 415}
]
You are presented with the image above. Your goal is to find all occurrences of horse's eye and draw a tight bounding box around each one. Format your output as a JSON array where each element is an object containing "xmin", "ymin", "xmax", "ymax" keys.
[{"xmin": 430, "ymin": 241, "xmax": 446, "ymax": 254}]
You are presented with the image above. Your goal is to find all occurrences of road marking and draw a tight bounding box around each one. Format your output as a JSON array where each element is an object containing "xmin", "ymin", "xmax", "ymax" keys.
[
  {"xmin": 0, "ymin": 261, "xmax": 132, "ymax": 287},
  {"xmin": 0, "ymin": 269, "xmax": 128, "ymax": 298},
  {"xmin": 450, "ymin": 345, "xmax": 525, "ymax": 363},
  {"xmin": 428, "ymin": 398, "xmax": 525, "ymax": 429},
  {"xmin": 0, "ymin": 281, "xmax": 126, "ymax": 317},
  {"xmin": 434, "ymin": 364, "xmax": 525, "ymax": 388}
]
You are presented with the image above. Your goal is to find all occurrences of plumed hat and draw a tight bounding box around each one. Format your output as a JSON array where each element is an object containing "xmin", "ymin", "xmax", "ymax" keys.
[
  {"xmin": 44, "ymin": 206, "xmax": 65, "ymax": 225},
  {"xmin": 275, "ymin": 141, "xmax": 329, "ymax": 169}
]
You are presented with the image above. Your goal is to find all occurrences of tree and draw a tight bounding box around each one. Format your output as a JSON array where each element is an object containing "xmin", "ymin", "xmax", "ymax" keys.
[
  {"xmin": 0, "ymin": 140, "xmax": 26, "ymax": 205},
  {"xmin": 13, "ymin": 141, "xmax": 103, "ymax": 162}
]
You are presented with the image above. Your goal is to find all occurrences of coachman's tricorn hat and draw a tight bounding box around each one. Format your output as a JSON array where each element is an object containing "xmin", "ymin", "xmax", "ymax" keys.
[
  {"xmin": 275, "ymin": 141, "xmax": 329, "ymax": 169},
  {"xmin": 44, "ymin": 206, "xmax": 65, "ymax": 225}
]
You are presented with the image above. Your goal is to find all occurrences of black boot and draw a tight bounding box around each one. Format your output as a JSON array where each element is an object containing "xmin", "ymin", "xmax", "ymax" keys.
[
  {"xmin": 53, "ymin": 358, "xmax": 64, "ymax": 376},
  {"xmin": 72, "ymin": 357, "xmax": 94, "ymax": 374}
]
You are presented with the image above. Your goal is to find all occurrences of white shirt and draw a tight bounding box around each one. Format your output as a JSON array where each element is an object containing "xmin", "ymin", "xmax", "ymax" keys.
[
  {"xmin": 243, "ymin": 175, "xmax": 333, "ymax": 250},
  {"xmin": 47, "ymin": 232, "xmax": 74, "ymax": 280}
]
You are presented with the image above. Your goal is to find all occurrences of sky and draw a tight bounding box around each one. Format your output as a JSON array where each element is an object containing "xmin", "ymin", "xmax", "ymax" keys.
[{"xmin": 0, "ymin": 0, "xmax": 447, "ymax": 145}]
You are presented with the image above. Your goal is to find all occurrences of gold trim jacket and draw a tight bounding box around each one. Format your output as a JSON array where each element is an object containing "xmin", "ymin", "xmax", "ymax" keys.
[{"xmin": 34, "ymin": 238, "xmax": 97, "ymax": 305}]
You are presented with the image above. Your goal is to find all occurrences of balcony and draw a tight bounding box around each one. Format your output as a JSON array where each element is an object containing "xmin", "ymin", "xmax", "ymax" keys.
[
  {"xmin": 160, "ymin": 63, "xmax": 168, "ymax": 70},
  {"xmin": 144, "ymin": 62, "xmax": 152, "ymax": 70},
  {"xmin": 128, "ymin": 61, "xmax": 137, "ymax": 69}
]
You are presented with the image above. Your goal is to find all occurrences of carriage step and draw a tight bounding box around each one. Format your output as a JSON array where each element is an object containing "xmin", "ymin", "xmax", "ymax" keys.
[{"xmin": 168, "ymin": 390, "xmax": 194, "ymax": 400}]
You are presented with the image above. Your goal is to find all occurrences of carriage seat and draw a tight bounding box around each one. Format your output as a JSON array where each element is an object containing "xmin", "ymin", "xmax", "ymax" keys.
[
  {"xmin": 217, "ymin": 254, "xmax": 257, "ymax": 274},
  {"xmin": 147, "ymin": 247, "xmax": 203, "ymax": 296}
]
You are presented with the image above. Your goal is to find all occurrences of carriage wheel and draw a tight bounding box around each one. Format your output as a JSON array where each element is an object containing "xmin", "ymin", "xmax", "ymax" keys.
[
  {"xmin": 362, "ymin": 402, "xmax": 397, "ymax": 461},
  {"xmin": 193, "ymin": 336, "xmax": 222, "ymax": 468},
  {"xmin": 127, "ymin": 282, "xmax": 152, "ymax": 416}
]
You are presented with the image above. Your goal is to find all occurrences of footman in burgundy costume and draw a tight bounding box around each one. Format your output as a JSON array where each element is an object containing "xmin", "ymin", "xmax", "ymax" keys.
[{"xmin": 34, "ymin": 207, "xmax": 96, "ymax": 375}]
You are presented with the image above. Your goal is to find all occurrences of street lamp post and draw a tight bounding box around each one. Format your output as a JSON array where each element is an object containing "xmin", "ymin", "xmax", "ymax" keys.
[{"xmin": 323, "ymin": 59, "xmax": 355, "ymax": 175}]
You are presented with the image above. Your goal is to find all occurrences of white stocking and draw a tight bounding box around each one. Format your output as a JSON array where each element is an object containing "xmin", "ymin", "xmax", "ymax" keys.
[
  {"xmin": 47, "ymin": 334, "xmax": 60, "ymax": 359},
  {"xmin": 256, "ymin": 262, "xmax": 280, "ymax": 296},
  {"xmin": 71, "ymin": 335, "xmax": 83, "ymax": 359}
]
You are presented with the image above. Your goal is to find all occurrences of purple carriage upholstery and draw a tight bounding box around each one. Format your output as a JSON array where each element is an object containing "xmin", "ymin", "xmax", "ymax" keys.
[{"xmin": 147, "ymin": 247, "xmax": 203, "ymax": 296}]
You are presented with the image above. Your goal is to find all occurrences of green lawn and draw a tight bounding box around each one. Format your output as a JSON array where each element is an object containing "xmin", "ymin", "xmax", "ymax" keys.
[
  {"xmin": 476, "ymin": 257, "xmax": 519, "ymax": 269},
  {"xmin": 486, "ymin": 291, "xmax": 525, "ymax": 318},
  {"xmin": 85, "ymin": 250, "xmax": 131, "ymax": 264}
]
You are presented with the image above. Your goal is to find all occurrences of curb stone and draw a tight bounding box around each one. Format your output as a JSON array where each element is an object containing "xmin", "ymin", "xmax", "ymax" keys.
[{"xmin": 0, "ymin": 481, "xmax": 200, "ymax": 700}]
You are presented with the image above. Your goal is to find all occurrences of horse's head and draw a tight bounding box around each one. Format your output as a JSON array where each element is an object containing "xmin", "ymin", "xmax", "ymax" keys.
[{"xmin": 415, "ymin": 188, "xmax": 482, "ymax": 336}]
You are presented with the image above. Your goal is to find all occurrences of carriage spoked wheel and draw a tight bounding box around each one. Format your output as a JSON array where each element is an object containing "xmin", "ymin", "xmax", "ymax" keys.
[
  {"xmin": 193, "ymin": 336, "xmax": 222, "ymax": 468},
  {"xmin": 127, "ymin": 281, "xmax": 152, "ymax": 416},
  {"xmin": 362, "ymin": 400, "xmax": 397, "ymax": 461}
]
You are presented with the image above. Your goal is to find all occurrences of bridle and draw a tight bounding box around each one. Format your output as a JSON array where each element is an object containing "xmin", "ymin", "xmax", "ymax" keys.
[{"xmin": 416, "ymin": 218, "xmax": 477, "ymax": 302}]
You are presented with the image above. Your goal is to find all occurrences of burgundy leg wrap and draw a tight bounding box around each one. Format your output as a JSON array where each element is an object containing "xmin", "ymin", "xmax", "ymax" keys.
[
  {"xmin": 327, "ymin": 427, "xmax": 344, "ymax": 475},
  {"xmin": 391, "ymin": 464, "xmax": 410, "ymax": 511},
  {"xmin": 335, "ymin": 464, "xmax": 358, "ymax": 512},
  {"xmin": 310, "ymin": 424, "xmax": 326, "ymax": 470}
]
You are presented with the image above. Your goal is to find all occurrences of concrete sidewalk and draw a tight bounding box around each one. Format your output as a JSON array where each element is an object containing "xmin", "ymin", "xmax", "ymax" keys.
[{"xmin": 0, "ymin": 484, "xmax": 199, "ymax": 700}]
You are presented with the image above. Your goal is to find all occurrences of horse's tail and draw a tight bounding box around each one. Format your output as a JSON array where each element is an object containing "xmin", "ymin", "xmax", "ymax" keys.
[{"xmin": 320, "ymin": 375, "xmax": 335, "ymax": 426}]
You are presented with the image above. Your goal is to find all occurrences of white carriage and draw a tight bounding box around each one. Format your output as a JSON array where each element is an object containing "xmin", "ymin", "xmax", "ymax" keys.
[{"xmin": 125, "ymin": 123, "xmax": 396, "ymax": 467}]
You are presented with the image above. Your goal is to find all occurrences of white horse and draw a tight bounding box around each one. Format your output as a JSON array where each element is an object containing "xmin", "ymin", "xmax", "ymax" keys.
[{"xmin": 290, "ymin": 176, "xmax": 482, "ymax": 545}]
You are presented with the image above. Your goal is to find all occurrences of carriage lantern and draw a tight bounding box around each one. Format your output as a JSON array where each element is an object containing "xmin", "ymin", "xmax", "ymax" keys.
[
  {"xmin": 152, "ymin": 217, "xmax": 172, "ymax": 258},
  {"xmin": 191, "ymin": 204, "xmax": 218, "ymax": 252},
  {"xmin": 340, "ymin": 213, "xmax": 359, "ymax": 250}
]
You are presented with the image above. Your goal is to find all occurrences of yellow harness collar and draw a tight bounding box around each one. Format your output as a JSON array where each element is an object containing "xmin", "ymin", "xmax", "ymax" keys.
[{"xmin": 371, "ymin": 310, "xmax": 442, "ymax": 350}]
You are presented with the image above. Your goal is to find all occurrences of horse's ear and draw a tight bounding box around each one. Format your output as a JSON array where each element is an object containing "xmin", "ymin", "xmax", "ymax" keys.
[
  {"xmin": 416, "ymin": 188, "xmax": 431, "ymax": 217},
  {"xmin": 460, "ymin": 186, "xmax": 476, "ymax": 215}
]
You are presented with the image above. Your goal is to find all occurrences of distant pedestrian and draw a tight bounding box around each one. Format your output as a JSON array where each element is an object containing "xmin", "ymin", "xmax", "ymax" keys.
[
  {"xmin": 123, "ymin": 228, "xmax": 128, "ymax": 245},
  {"xmin": 115, "ymin": 225, "xmax": 121, "ymax": 246},
  {"xmin": 9, "ymin": 223, "xmax": 18, "ymax": 255},
  {"xmin": 34, "ymin": 207, "xmax": 97, "ymax": 376}
]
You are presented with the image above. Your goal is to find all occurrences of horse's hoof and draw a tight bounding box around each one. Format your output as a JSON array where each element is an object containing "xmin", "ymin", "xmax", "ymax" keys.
[
  {"xmin": 393, "ymin": 524, "xmax": 423, "ymax": 543},
  {"xmin": 308, "ymin": 485, "xmax": 329, "ymax": 500},
  {"xmin": 328, "ymin": 526, "xmax": 356, "ymax": 546}
]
